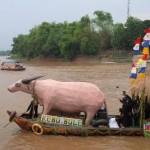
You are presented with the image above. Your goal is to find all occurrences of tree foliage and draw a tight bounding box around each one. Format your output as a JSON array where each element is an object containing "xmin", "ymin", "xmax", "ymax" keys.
[
  {"xmin": 11, "ymin": 11, "xmax": 150, "ymax": 60},
  {"xmin": 125, "ymin": 17, "xmax": 144, "ymax": 48},
  {"xmin": 111, "ymin": 23, "xmax": 127, "ymax": 49}
]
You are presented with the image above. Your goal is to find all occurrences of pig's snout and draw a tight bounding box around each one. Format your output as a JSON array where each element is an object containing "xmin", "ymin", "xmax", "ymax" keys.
[{"xmin": 8, "ymin": 86, "xmax": 14, "ymax": 92}]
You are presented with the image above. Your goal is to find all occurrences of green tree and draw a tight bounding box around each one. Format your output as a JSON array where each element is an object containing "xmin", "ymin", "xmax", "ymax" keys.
[
  {"xmin": 59, "ymin": 34, "xmax": 79, "ymax": 60},
  {"xmin": 12, "ymin": 34, "xmax": 29, "ymax": 57},
  {"xmin": 11, "ymin": 10, "xmax": 150, "ymax": 61},
  {"xmin": 93, "ymin": 11, "xmax": 113, "ymax": 31},
  {"xmin": 111, "ymin": 23, "xmax": 127, "ymax": 49},
  {"xmin": 125, "ymin": 17, "xmax": 144, "ymax": 49},
  {"xmin": 92, "ymin": 11, "xmax": 113, "ymax": 50}
]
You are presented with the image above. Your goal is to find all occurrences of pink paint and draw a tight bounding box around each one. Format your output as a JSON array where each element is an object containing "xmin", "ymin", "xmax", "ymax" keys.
[{"xmin": 8, "ymin": 79, "xmax": 105, "ymax": 125}]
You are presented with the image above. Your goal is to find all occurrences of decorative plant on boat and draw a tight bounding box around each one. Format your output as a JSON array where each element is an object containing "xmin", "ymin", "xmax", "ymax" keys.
[{"xmin": 129, "ymin": 28, "xmax": 150, "ymax": 128}]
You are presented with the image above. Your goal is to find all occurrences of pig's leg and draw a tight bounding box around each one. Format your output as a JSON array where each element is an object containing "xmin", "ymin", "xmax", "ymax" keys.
[
  {"xmin": 42, "ymin": 104, "xmax": 51, "ymax": 115},
  {"xmin": 85, "ymin": 111, "xmax": 96, "ymax": 126}
]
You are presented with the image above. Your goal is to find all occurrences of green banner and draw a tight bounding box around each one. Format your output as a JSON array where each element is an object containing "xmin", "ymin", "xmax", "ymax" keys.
[{"xmin": 144, "ymin": 121, "xmax": 150, "ymax": 137}]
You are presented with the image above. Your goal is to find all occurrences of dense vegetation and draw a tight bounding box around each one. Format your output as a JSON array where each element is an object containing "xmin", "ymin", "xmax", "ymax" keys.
[{"xmin": 11, "ymin": 11, "xmax": 150, "ymax": 60}]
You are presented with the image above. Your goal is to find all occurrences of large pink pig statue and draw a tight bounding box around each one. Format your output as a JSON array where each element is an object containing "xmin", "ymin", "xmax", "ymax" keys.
[{"xmin": 8, "ymin": 76, "xmax": 105, "ymax": 125}]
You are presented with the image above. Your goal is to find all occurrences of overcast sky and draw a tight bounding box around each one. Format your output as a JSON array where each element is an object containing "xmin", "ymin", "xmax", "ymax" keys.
[{"xmin": 0, "ymin": 0, "xmax": 150, "ymax": 50}]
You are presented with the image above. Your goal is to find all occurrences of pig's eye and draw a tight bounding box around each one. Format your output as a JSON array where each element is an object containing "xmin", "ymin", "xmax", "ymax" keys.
[{"xmin": 15, "ymin": 83, "xmax": 21, "ymax": 87}]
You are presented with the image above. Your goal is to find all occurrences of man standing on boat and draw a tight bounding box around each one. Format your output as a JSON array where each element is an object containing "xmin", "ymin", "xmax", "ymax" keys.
[{"xmin": 119, "ymin": 91, "xmax": 133, "ymax": 127}]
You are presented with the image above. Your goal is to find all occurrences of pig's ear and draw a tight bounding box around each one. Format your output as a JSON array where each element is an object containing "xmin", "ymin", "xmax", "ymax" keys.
[{"xmin": 15, "ymin": 83, "xmax": 21, "ymax": 87}]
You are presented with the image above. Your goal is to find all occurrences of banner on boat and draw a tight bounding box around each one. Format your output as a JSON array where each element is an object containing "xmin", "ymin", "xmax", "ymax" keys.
[
  {"xmin": 40, "ymin": 114, "xmax": 83, "ymax": 127},
  {"xmin": 144, "ymin": 121, "xmax": 150, "ymax": 137}
]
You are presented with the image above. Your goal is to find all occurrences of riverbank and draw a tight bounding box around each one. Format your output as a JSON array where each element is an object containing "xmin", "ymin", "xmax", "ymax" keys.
[
  {"xmin": 24, "ymin": 56, "xmax": 113, "ymax": 66},
  {"xmin": 11, "ymin": 53, "xmax": 132, "ymax": 67}
]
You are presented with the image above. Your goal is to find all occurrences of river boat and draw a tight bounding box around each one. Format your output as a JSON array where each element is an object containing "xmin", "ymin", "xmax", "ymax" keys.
[
  {"xmin": 7, "ymin": 110, "xmax": 144, "ymax": 136},
  {"xmin": 1, "ymin": 61, "xmax": 25, "ymax": 71}
]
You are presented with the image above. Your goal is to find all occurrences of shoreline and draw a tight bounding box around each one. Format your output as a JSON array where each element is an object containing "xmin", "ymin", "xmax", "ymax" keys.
[{"xmin": 13, "ymin": 56, "xmax": 132, "ymax": 66}]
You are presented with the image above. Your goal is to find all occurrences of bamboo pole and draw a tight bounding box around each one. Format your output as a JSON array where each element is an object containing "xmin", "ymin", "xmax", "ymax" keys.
[{"xmin": 139, "ymin": 89, "xmax": 145, "ymax": 128}]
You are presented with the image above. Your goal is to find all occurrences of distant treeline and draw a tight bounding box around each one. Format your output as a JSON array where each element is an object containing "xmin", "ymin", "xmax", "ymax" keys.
[
  {"xmin": 0, "ymin": 50, "xmax": 10, "ymax": 56},
  {"xmin": 11, "ymin": 11, "xmax": 150, "ymax": 60}
]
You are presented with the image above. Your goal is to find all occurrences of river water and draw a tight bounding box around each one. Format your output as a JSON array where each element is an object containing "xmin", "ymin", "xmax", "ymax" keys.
[{"xmin": 0, "ymin": 56, "xmax": 149, "ymax": 150}]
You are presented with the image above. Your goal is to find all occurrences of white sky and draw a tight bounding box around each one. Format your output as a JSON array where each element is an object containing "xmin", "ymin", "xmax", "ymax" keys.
[{"xmin": 0, "ymin": 0, "xmax": 150, "ymax": 50}]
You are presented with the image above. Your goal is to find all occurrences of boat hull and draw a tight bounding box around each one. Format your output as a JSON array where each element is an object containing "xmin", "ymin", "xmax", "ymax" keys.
[
  {"xmin": 7, "ymin": 111, "xmax": 144, "ymax": 136},
  {"xmin": 1, "ymin": 67, "xmax": 25, "ymax": 71}
]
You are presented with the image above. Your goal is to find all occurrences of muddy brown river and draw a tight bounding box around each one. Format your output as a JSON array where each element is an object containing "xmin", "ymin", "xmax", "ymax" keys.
[{"xmin": 0, "ymin": 56, "xmax": 150, "ymax": 150}]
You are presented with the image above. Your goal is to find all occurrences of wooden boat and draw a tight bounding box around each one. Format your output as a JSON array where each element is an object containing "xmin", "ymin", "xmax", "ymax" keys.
[
  {"xmin": 1, "ymin": 67, "xmax": 25, "ymax": 71},
  {"xmin": 7, "ymin": 110, "xmax": 143, "ymax": 136},
  {"xmin": 1, "ymin": 61, "xmax": 25, "ymax": 71}
]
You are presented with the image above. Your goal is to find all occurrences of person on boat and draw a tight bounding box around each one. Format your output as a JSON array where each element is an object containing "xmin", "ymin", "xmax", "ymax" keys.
[
  {"xmin": 131, "ymin": 95, "xmax": 140, "ymax": 127},
  {"xmin": 92, "ymin": 102, "xmax": 108, "ymax": 127},
  {"xmin": 119, "ymin": 91, "xmax": 133, "ymax": 127},
  {"xmin": 26, "ymin": 99, "xmax": 38, "ymax": 118},
  {"xmin": 120, "ymin": 91, "xmax": 132, "ymax": 104},
  {"xmin": 95, "ymin": 102, "xmax": 108, "ymax": 119}
]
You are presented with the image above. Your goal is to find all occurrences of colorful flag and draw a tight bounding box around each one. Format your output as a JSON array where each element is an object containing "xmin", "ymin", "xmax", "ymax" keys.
[
  {"xmin": 129, "ymin": 28, "xmax": 150, "ymax": 84},
  {"xmin": 133, "ymin": 37, "xmax": 141, "ymax": 55},
  {"xmin": 142, "ymin": 40, "xmax": 149, "ymax": 47},
  {"xmin": 129, "ymin": 67, "xmax": 137, "ymax": 79}
]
